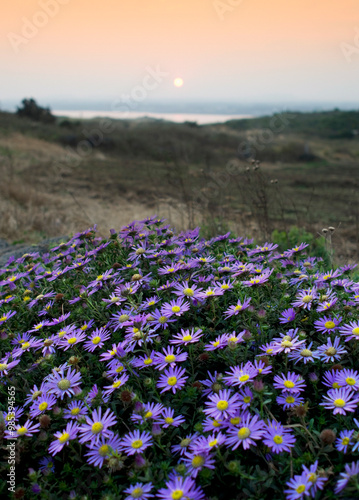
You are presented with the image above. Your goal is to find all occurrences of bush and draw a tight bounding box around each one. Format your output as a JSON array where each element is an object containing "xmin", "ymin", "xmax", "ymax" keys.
[
  {"xmin": 0, "ymin": 219, "xmax": 359, "ymax": 499},
  {"xmin": 16, "ymin": 98, "xmax": 56, "ymax": 124}
]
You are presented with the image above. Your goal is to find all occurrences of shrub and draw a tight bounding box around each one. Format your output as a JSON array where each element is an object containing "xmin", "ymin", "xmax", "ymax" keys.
[{"xmin": 0, "ymin": 219, "xmax": 359, "ymax": 499}]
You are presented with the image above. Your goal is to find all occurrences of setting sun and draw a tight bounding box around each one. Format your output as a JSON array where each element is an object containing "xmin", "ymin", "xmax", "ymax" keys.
[{"xmin": 174, "ymin": 77, "xmax": 184, "ymax": 88}]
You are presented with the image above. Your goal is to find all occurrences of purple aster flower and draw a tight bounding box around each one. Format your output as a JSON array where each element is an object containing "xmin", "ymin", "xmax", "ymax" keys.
[
  {"xmin": 200, "ymin": 371, "xmax": 224, "ymax": 396},
  {"xmin": 4, "ymin": 419, "xmax": 41, "ymax": 439},
  {"xmin": 223, "ymin": 362, "xmax": 258, "ymax": 388},
  {"xmin": 85, "ymin": 434, "xmax": 122, "ymax": 468},
  {"xmin": 272, "ymin": 332, "xmax": 306, "ymax": 354},
  {"xmin": 120, "ymin": 430, "xmax": 153, "ymax": 455},
  {"xmin": 237, "ymin": 387, "xmax": 253, "ymax": 408},
  {"xmin": 317, "ymin": 297, "xmax": 338, "ymax": 312},
  {"xmin": 242, "ymin": 270, "xmax": 273, "ymax": 287},
  {"xmin": 284, "ymin": 472, "xmax": 311, "ymax": 500},
  {"xmin": 334, "ymin": 460, "xmax": 359, "ymax": 494},
  {"xmin": 254, "ymin": 359, "xmax": 272, "ymax": 376},
  {"xmin": 336, "ymin": 430, "xmax": 354, "ymax": 453},
  {"xmin": 39, "ymin": 456, "xmax": 55, "ymax": 474},
  {"xmin": 204, "ymin": 333, "xmax": 230, "ymax": 351},
  {"xmin": 226, "ymin": 413, "xmax": 265, "ymax": 450},
  {"xmin": 171, "ymin": 433, "xmax": 199, "ymax": 456},
  {"xmin": 224, "ymin": 297, "xmax": 252, "ymax": 318},
  {"xmin": 157, "ymin": 407, "xmax": 185, "ymax": 428},
  {"xmin": 317, "ymin": 337, "xmax": 347, "ymax": 363},
  {"xmin": 284, "ymin": 242, "xmax": 309, "ymax": 257},
  {"xmin": 132, "ymin": 351, "xmax": 157, "ymax": 370},
  {"xmin": 100, "ymin": 342, "xmax": 126, "ymax": 362},
  {"xmin": 249, "ymin": 242, "xmax": 278, "ymax": 255},
  {"xmin": 273, "ymin": 372, "xmax": 306, "ymax": 393},
  {"xmin": 29, "ymin": 393, "xmax": 57, "ymax": 418},
  {"xmin": 131, "ymin": 402, "xmax": 164, "ymax": 424},
  {"xmin": 302, "ymin": 460, "xmax": 327, "ymax": 497},
  {"xmin": 64, "ymin": 401, "xmax": 88, "ymax": 420},
  {"xmin": 199, "ymin": 286, "xmax": 224, "ymax": 299},
  {"xmin": 172, "ymin": 280, "xmax": 203, "ymax": 300},
  {"xmin": 190, "ymin": 432, "xmax": 226, "ymax": 453},
  {"xmin": 181, "ymin": 451, "xmax": 216, "ymax": 478},
  {"xmin": 153, "ymin": 346, "xmax": 188, "ymax": 370},
  {"xmin": 262, "ymin": 420, "xmax": 296, "ymax": 454},
  {"xmin": 340, "ymin": 321, "xmax": 359, "ymax": 342},
  {"xmin": 78, "ymin": 407, "xmax": 117, "ymax": 445},
  {"xmin": 83, "ymin": 328, "xmax": 111, "ymax": 352},
  {"xmin": 169, "ymin": 328, "xmax": 203, "ymax": 346},
  {"xmin": 276, "ymin": 393, "xmax": 305, "ymax": 410},
  {"xmin": 279, "ymin": 308, "xmax": 296, "ymax": 324},
  {"xmin": 161, "ymin": 298, "xmax": 190, "ymax": 317},
  {"xmin": 320, "ymin": 387, "xmax": 359, "ymax": 415},
  {"xmin": 226, "ymin": 330, "xmax": 246, "ymax": 347},
  {"xmin": 0, "ymin": 309, "xmax": 16, "ymax": 324},
  {"xmin": 157, "ymin": 366, "xmax": 188, "ymax": 394},
  {"xmin": 105, "ymin": 359, "xmax": 127, "ymax": 378},
  {"xmin": 103, "ymin": 373, "xmax": 130, "ymax": 396},
  {"xmin": 322, "ymin": 370, "xmax": 342, "ymax": 389},
  {"xmin": 58, "ymin": 330, "xmax": 87, "ymax": 351},
  {"xmin": 292, "ymin": 288, "xmax": 318, "ymax": 310},
  {"xmin": 202, "ymin": 417, "xmax": 225, "ymax": 433},
  {"xmin": 217, "ymin": 279, "xmax": 234, "ymax": 291},
  {"xmin": 0, "ymin": 356, "xmax": 20, "ymax": 377},
  {"xmin": 48, "ymin": 422, "xmax": 79, "ymax": 455},
  {"xmin": 148, "ymin": 309, "xmax": 176, "ymax": 330},
  {"xmin": 337, "ymin": 368, "xmax": 359, "ymax": 391},
  {"xmin": 45, "ymin": 367, "xmax": 82, "ymax": 399},
  {"xmin": 123, "ymin": 482, "xmax": 154, "ymax": 500},
  {"xmin": 314, "ymin": 315, "xmax": 342, "ymax": 334},
  {"xmin": 28, "ymin": 319, "xmax": 52, "ymax": 333},
  {"xmin": 157, "ymin": 475, "xmax": 205, "ymax": 500},
  {"xmin": 203, "ymin": 389, "xmax": 240, "ymax": 420},
  {"xmin": 288, "ymin": 343, "xmax": 320, "ymax": 364}
]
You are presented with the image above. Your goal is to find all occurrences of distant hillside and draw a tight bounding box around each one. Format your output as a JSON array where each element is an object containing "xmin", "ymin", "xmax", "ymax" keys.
[{"xmin": 225, "ymin": 109, "xmax": 359, "ymax": 139}]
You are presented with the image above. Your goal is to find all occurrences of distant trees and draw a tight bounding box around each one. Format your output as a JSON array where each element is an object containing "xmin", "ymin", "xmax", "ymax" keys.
[{"xmin": 16, "ymin": 98, "xmax": 55, "ymax": 123}]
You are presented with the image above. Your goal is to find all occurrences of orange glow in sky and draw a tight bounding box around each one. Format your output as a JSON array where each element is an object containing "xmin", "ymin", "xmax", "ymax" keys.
[{"xmin": 1, "ymin": 0, "xmax": 358, "ymax": 104}]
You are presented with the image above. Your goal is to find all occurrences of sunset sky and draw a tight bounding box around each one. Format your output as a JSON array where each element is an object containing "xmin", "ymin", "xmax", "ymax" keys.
[{"xmin": 1, "ymin": 0, "xmax": 358, "ymax": 108}]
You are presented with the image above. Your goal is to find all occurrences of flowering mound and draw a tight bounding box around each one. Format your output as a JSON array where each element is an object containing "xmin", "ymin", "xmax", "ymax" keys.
[{"xmin": 1, "ymin": 217, "xmax": 359, "ymax": 500}]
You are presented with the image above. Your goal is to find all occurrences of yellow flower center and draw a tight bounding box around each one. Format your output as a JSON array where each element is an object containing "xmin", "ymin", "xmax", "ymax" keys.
[
  {"xmin": 183, "ymin": 288, "xmax": 194, "ymax": 297},
  {"xmin": 144, "ymin": 411, "xmax": 153, "ymax": 419},
  {"xmin": 192, "ymin": 456, "xmax": 205, "ymax": 468},
  {"xmin": 234, "ymin": 305, "xmax": 242, "ymax": 311},
  {"xmin": 324, "ymin": 321, "xmax": 336, "ymax": 329},
  {"xmin": 308, "ymin": 473, "xmax": 317, "ymax": 483},
  {"xmin": 165, "ymin": 354, "xmax": 176, "ymax": 363},
  {"xmin": 346, "ymin": 377, "xmax": 356, "ymax": 386},
  {"xmin": 131, "ymin": 439, "xmax": 143, "ymax": 449},
  {"xmin": 112, "ymin": 380, "xmax": 122, "ymax": 388},
  {"xmin": 212, "ymin": 420, "xmax": 221, "ymax": 427},
  {"xmin": 342, "ymin": 437, "xmax": 350, "ymax": 445},
  {"xmin": 167, "ymin": 376, "xmax": 177, "ymax": 386},
  {"xmin": 182, "ymin": 335, "xmax": 192, "ymax": 341},
  {"xmin": 172, "ymin": 306, "xmax": 181, "ymax": 313},
  {"xmin": 333, "ymin": 382, "xmax": 341, "ymax": 389},
  {"xmin": 209, "ymin": 439, "xmax": 218, "ymax": 447},
  {"xmin": 296, "ymin": 485, "xmax": 306, "ymax": 494},
  {"xmin": 221, "ymin": 284, "xmax": 229, "ymax": 289},
  {"xmin": 165, "ymin": 417, "xmax": 174, "ymax": 424},
  {"xmin": 92, "ymin": 336, "xmax": 101, "ymax": 345},
  {"xmin": 57, "ymin": 379, "xmax": 71, "ymax": 390},
  {"xmin": 239, "ymin": 374, "xmax": 250, "ymax": 382},
  {"xmin": 216, "ymin": 400, "xmax": 229, "ymax": 411},
  {"xmin": 22, "ymin": 342, "xmax": 30, "ymax": 350},
  {"xmin": 285, "ymin": 396, "xmax": 295, "ymax": 404},
  {"xmin": 302, "ymin": 295, "xmax": 313, "ymax": 303},
  {"xmin": 171, "ymin": 491, "xmax": 183, "ymax": 500},
  {"xmin": 230, "ymin": 417, "xmax": 240, "ymax": 425},
  {"xmin": 273, "ymin": 435, "xmax": 283, "ymax": 444},
  {"xmin": 17, "ymin": 426, "xmax": 28, "ymax": 435},
  {"xmin": 91, "ymin": 422, "xmax": 104, "ymax": 434},
  {"xmin": 116, "ymin": 366, "xmax": 124, "ymax": 373},
  {"xmin": 96, "ymin": 275, "xmax": 103, "ymax": 281},
  {"xmin": 325, "ymin": 347, "xmax": 337, "ymax": 355},
  {"xmin": 238, "ymin": 427, "xmax": 251, "ymax": 439},
  {"xmin": 99, "ymin": 445, "xmax": 109, "ymax": 456},
  {"xmin": 284, "ymin": 380, "xmax": 295, "ymax": 389},
  {"xmin": 352, "ymin": 327, "xmax": 359, "ymax": 336},
  {"xmin": 58, "ymin": 432, "xmax": 70, "ymax": 444},
  {"xmin": 39, "ymin": 402, "xmax": 48, "ymax": 411},
  {"xmin": 281, "ymin": 340, "xmax": 293, "ymax": 347},
  {"xmin": 71, "ymin": 407, "xmax": 80, "ymax": 416},
  {"xmin": 143, "ymin": 358, "xmax": 153, "ymax": 365},
  {"xmin": 0, "ymin": 363, "xmax": 8, "ymax": 371},
  {"xmin": 243, "ymin": 396, "xmax": 251, "ymax": 404},
  {"xmin": 67, "ymin": 337, "xmax": 77, "ymax": 345},
  {"xmin": 213, "ymin": 341, "xmax": 220, "ymax": 347},
  {"xmin": 300, "ymin": 349, "xmax": 312, "ymax": 357},
  {"xmin": 334, "ymin": 398, "xmax": 345, "ymax": 408},
  {"xmin": 159, "ymin": 316, "xmax": 167, "ymax": 324}
]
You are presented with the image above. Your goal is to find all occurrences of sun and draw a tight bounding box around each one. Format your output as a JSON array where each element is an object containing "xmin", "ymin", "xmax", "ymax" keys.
[{"xmin": 173, "ymin": 77, "xmax": 184, "ymax": 88}]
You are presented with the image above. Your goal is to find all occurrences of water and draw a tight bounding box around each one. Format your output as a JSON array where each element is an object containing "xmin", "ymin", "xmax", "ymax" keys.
[{"xmin": 52, "ymin": 109, "xmax": 253, "ymax": 125}]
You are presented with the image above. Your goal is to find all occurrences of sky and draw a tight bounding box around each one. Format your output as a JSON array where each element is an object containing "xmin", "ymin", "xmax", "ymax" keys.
[{"xmin": 1, "ymin": 0, "xmax": 359, "ymax": 109}]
